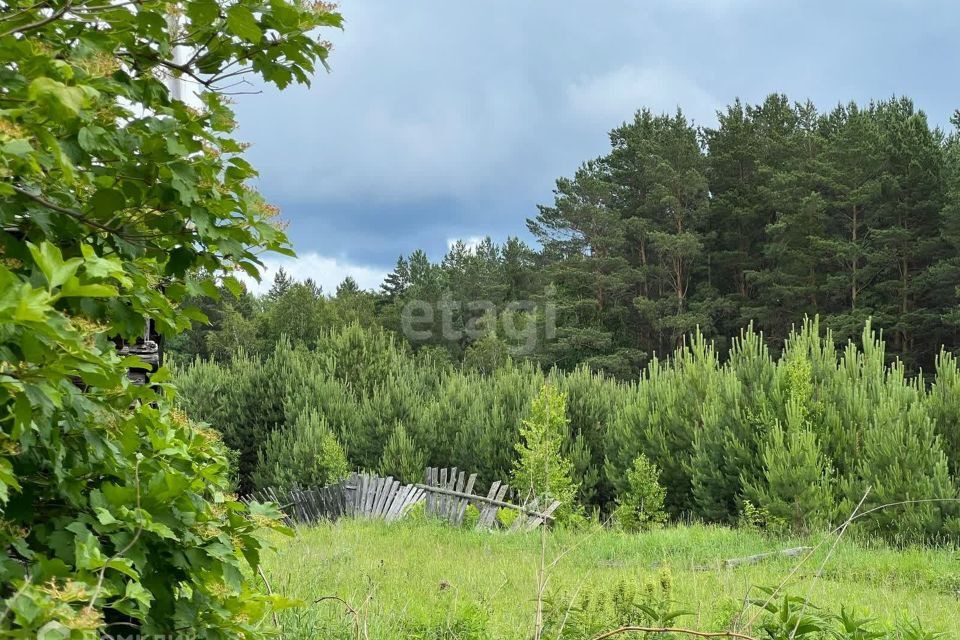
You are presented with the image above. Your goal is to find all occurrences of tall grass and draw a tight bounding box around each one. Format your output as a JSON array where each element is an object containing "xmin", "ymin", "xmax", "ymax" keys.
[{"xmin": 261, "ymin": 520, "xmax": 960, "ymax": 639}]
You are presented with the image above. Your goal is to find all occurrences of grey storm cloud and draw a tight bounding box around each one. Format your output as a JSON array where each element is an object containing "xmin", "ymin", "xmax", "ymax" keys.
[{"xmin": 230, "ymin": 0, "xmax": 960, "ymax": 288}]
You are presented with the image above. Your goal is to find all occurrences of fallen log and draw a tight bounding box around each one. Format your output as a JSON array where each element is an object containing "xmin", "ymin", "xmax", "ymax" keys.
[{"xmin": 696, "ymin": 546, "xmax": 813, "ymax": 571}]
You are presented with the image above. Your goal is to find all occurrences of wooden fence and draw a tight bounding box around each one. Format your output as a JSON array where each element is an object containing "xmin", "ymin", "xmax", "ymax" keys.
[
  {"xmin": 246, "ymin": 467, "xmax": 560, "ymax": 532},
  {"xmin": 244, "ymin": 472, "xmax": 423, "ymax": 525},
  {"xmin": 420, "ymin": 467, "xmax": 561, "ymax": 532}
]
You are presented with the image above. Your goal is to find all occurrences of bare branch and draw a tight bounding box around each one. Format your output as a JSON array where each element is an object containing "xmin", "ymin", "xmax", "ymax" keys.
[
  {"xmin": 12, "ymin": 184, "xmax": 120, "ymax": 235},
  {"xmin": 1, "ymin": 0, "xmax": 72, "ymax": 38}
]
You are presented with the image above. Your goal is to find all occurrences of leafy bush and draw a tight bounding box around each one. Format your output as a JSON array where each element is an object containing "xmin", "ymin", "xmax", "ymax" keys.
[
  {"xmin": 738, "ymin": 500, "xmax": 788, "ymax": 536},
  {"xmin": 403, "ymin": 600, "xmax": 491, "ymax": 640},
  {"xmin": 462, "ymin": 504, "xmax": 481, "ymax": 528},
  {"xmin": 511, "ymin": 385, "xmax": 581, "ymax": 523},
  {"xmin": 175, "ymin": 318, "xmax": 960, "ymax": 542},
  {"xmin": 744, "ymin": 424, "xmax": 835, "ymax": 533},
  {"xmin": 379, "ymin": 422, "xmax": 427, "ymax": 484},
  {"xmin": 543, "ymin": 569, "xmax": 686, "ymax": 640},
  {"xmin": 495, "ymin": 507, "xmax": 518, "ymax": 529},
  {"xmin": 253, "ymin": 409, "xmax": 349, "ymax": 491},
  {"xmin": 612, "ymin": 454, "xmax": 667, "ymax": 531},
  {"xmin": 748, "ymin": 587, "xmax": 944, "ymax": 640}
]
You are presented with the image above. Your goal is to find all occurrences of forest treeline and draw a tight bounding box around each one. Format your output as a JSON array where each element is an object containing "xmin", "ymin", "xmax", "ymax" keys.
[
  {"xmin": 169, "ymin": 94, "xmax": 960, "ymax": 542},
  {"xmin": 174, "ymin": 319, "xmax": 960, "ymax": 542},
  {"xmin": 172, "ymin": 94, "xmax": 960, "ymax": 375}
]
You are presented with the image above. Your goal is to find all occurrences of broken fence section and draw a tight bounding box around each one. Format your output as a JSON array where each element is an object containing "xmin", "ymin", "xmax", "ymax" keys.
[
  {"xmin": 243, "ymin": 472, "xmax": 424, "ymax": 525},
  {"xmin": 245, "ymin": 467, "xmax": 560, "ymax": 532},
  {"xmin": 420, "ymin": 467, "xmax": 561, "ymax": 532}
]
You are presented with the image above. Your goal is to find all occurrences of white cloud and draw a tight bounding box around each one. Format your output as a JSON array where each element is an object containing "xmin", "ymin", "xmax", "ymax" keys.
[
  {"xmin": 565, "ymin": 64, "xmax": 719, "ymax": 127},
  {"xmin": 447, "ymin": 235, "xmax": 486, "ymax": 252},
  {"xmin": 241, "ymin": 253, "xmax": 387, "ymax": 295}
]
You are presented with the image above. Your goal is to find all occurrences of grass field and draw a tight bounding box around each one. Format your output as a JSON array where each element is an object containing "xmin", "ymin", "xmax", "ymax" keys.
[{"xmin": 261, "ymin": 519, "xmax": 960, "ymax": 639}]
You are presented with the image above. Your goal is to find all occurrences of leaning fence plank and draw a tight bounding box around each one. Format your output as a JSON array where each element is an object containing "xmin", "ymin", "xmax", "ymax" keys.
[
  {"xmin": 357, "ymin": 474, "xmax": 369, "ymax": 517},
  {"xmin": 299, "ymin": 489, "xmax": 311, "ymax": 523},
  {"xmin": 427, "ymin": 468, "xmax": 437, "ymax": 514},
  {"xmin": 352, "ymin": 474, "xmax": 362, "ymax": 517},
  {"xmin": 423, "ymin": 468, "xmax": 432, "ymax": 513},
  {"xmin": 431, "ymin": 468, "xmax": 440, "ymax": 513},
  {"xmin": 525, "ymin": 500, "xmax": 562, "ymax": 531},
  {"xmin": 401, "ymin": 486, "xmax": 422, "ymax": 520},
  {"xmin": 308, "ymin": 489, "xmax": 323, "ymax": 522},
  {"xmin": 475, "ymin": 481, "xmax": 501, "ymax": 529},
  {"xmin": 381, "ymin": 480, "xmax": 400, "ymax": 517},
  {"xmin": 354, "ymin": 473, "xmax": 364, "ymax": 516},
  {"xmin": 455, "ymin": 473, "xmax": 477, "ymax": 525},
  {"xmin": 379, "ymin": 478, "xmax": 395, "ymax": 516},
  {"xmin": 446, "ymin": 468, "xmax": 458, "ymax": 516},
  {"xmin": 359, "ymin": 475, "xmax": 371, "ymax": 517},
  {"xmin": 388, "ymin": 485, "xmax": 408, "ymax": 522},
  {"xmin": 368, "ymin": 475, "xmax": 382, "ymax": 517},
  {"xmin": 399, "ymin": 487, "xmax": 424, "ymax": 519},
  {"xmin": 480, "ymin": 481, "xmax": 501, "ymax": 528},
  {"xmin": 438, "ymin": 468, "xmax": 449, "ymax": 516},
  {"xmin": 490, "ymin": 484, "xmax": 509, "ymax": 527},
  {"xmin": 377, "ymin": 477, "xmax": 392, "ymax": 516},
  {"xmin": 378, "ymin": 477, "xmax": 393, "ymax": 516},
  {"xmin": 386, "ymin": 484, "xmax": 408, "ymax": 522},
  {"xmin": 377, "ymin": 480, "xmax": 392, "ymax": 518},
  {"xmin": 509, "ymin": 504, "xmax": 528, "ymax": 532},
  {"xmin": 373, "ymin": 476, "xmax": 393, "ymax": 516},
  {"xmin": 447, "ymin": 468, "xmax": 460, "ymax": 518},
  {"xmin": 365, "ymin": 475, "xmax": 380, "ymax": 517},
  {"xmin": 450, "ymin": 470, "xmax": 465, "ymax": 520}
]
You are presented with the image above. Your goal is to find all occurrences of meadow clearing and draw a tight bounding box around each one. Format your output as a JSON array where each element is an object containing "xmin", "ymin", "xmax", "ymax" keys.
[{"xmin": 261, "ymin": 519, "xmax": 960, "ymax": 639}]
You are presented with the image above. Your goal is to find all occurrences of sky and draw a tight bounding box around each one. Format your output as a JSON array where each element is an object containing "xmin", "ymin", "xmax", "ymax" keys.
[{"xmin": 232, "ymin": 0, "xmax": 960, "ymax": 293}]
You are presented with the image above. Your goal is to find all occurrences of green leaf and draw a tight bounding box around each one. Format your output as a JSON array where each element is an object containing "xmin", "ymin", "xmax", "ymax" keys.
[
  {"xmin": 0, "ymin": 458, "xmax": 20, "ymax": 504},
  {"xmin": 13, "ymin": 284, "xmax": 54, "ymax": 322},
  {"xmin": 89, "ymin": 188, "xmax": 126, "ymax": 216},
  {"xmin": 28, "ymin": 77, "xmax": 88, "ymax": 116},
  {"xmin": 104, "ymin": 556, "xmax": 140, "ymax": 580},
  {"xmin": 222, "ymin": 275, "xmax": 244, "ymax": 297},
  {"xmin": 227, "ymin": 5, "xmax": 262, "ymax": 43},
  {"xmin": 2, "ymin": 139, "xmax": 33, "ymax": 157},
  {"xmin": 187, "ymin": 0, "xmax": 219, "ymax": 24},
  {"xmin": 77, "ymin": 126, "xmax": 104, "ymax": 153},
  {"xmin": 59, "ymin": 278, "xmax": 118, "ymax": 298},
  {"xmin": 123, "ymin": 580, "xmax": 154, "ymax": 609},
  {"xmin": 150, "ymin": 366, "xmax": 172, "ymax": 383},
  {"xmin": 13, "ymin": 392, "xmax": 33, "ymax": 437},
  {"xmin": 8, "ymin": 591, "xmax": 40, "ymax": 624},
  {"xmin": 95, "ymin": 507, "xmax": 118, "ymax": 525},
  {"xmin": 27, "ymin": 242, "xmax": 82, "ymax": 289},
  {"xmin": 165, "ymin": 246, "xmax": 195, "ymax": 277}
]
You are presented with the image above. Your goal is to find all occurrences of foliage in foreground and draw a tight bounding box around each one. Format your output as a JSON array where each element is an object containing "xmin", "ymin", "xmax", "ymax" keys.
[
  {"xmin": 176, "ymin": 318, "xmax": 960, "ymax": 543},
  {"xmin": 0, "ymin": 0, "xmax": 341, "ymax": 636}
]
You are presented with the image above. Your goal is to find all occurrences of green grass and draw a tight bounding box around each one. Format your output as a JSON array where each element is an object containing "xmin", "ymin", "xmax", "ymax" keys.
[{"xmin": 261, "ymin": 519, "xmax": 960, "ymax": 639}]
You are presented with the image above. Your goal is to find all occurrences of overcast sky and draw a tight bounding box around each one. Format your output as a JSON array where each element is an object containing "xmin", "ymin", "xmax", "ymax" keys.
[{"xmin": 232, "ymin": 0, "xmax": 960, "ymax": 293}]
